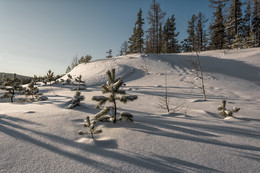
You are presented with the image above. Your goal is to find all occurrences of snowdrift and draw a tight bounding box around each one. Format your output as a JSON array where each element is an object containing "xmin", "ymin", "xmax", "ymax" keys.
[{"xmin": 1, "ymin": 48, "xmax": 260, "ymax": 173}]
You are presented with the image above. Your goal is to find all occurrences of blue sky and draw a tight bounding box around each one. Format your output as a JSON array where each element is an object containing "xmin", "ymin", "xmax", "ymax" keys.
[{"xmin": 0, "ymin": 0, "xmax": 212, "ymax": 77}]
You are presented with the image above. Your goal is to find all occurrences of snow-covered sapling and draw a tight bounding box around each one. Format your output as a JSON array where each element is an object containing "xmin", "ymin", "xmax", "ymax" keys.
[
  {"xmin": 66, "ymin": 74, "xmax": 73, "ymax": 84},
  {"xmin": 44, "ymin": 70, "xmax": 54, "ymax": 85},
  {"xmin": 92, "ymin": 69, "xmax": 137, "ymax": 123},
  {"xmin": 75, "ymin": 75, "xmax": 86, "ymax": 90},
  {"xmin": 78, "ymin": 116, "xmax": 102, "ymax": 139},
  {"xmin": 217, "ymin": 100, "xmax": 240, "ymax": 117},
  {"xmin": 24, "ymin": 80, "xmax": 40, "ymax": 101},
  {"xmin": 67, "ymin": 91, "xmax": 85, "ymax": 109}
]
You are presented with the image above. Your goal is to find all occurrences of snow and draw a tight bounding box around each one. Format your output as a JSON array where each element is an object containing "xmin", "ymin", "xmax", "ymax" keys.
[{"xmin": 1, "ymin": 48, "xmax": 260, "ymax": 173}]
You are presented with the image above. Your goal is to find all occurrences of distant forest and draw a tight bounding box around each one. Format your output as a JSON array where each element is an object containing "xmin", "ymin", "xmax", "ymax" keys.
[{"xmin": 119, "ymin": 0, "xmax": 260, "ymax": 55}]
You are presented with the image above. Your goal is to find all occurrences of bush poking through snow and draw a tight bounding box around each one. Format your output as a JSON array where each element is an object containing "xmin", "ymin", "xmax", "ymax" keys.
[
  {"xmin": 217, "ymin": 100, "xmax": 240, "ymax": 117},
  {"xmin": 67, "ymin": 91, "xmax": 85, "ymax": 109},
  {"xmin": 74, "ymin": 75, "xmax": 86, "ymax": 90},
  {"xmin": 24, "ymin": 80, "xmax": 41, "ymax": 102},
  {"xmin": 43, "ymin": 70, "xmax": 55, "ymax": 85},
  {"xmin": 92, "ymin": 68, "xmax": 138, "ymax": 123},
  {"xmin": 78, "ymin": 116, "xmax": 102, "ymax": 139}
]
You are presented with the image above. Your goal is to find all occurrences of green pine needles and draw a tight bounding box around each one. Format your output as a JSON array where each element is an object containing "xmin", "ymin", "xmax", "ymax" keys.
[
  {"xmin": 217, "ymin": 100, "xmax": 240, "ymax": 117},
  {"xmin": 78, "ymin": 116, "xmax": 102, "ymax": 139},
  {"xmin": 92, "ymin": 68, "xmax": 138, "ymax": 123},
  {"xmin": 67, "ymin": 91, "xmax": 85, "ymax": 109}
]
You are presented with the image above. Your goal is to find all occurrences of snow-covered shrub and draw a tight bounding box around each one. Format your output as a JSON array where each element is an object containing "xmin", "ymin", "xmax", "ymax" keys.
[
  {"xmin": 217, "ymin": 100, "xmax": 240, "ymax": 117},
  {"xmin": 24, "ymin": 81, "xmax": 40, "ymax": 101},
  {"xmin": 67, "ymin": 91, "xmax": 85, "ymax": 109},
  {"xmin": 78, "ymin": 116, "xmax": 102, "ymax": 139},
  {"xmin": 43, "ymin": 70, "xmax": 54, "ymax": 85},
  {"xmin": 92, "ymin": 68, "xmax": 137, "ymax": 123},
  {"xmin": 73, "ymin": 75, "xmax": 86, "ymax": 90},
  {"xmin": 66, "ymin": 74, "xmax": 73, "ymax": 84}
]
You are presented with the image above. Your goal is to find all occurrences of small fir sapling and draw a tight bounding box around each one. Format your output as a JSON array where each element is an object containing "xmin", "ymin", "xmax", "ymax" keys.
[
  {"xmin": 92, "ymin": 69, "xmax": 137, "ymax": 123},
  {"xmin": 67, "ymin": 91, "xmax": 85, "ymax": 109},
  {"xmin": 44, "ymin": 70, "xmax": 54, "ymax": 85},
  {"xmin": 217, "ymin": 100, "xmax": 240, "ymax": 117},
  {"xmin": 24, "ymin": 80, "xmax": 40, "ymax": 101},
  {"xmin": 66, "ymin": 74, "xmax": 73, "ymax": 84},
  {"xmin": 78, "ymin": 116, "xmax": 102, "ymax": 139},
  {"xmin": 0, "ymin": 74, "xmax": 23, "ymax": 102},
  {"xmin": 75, "ymin": 75, "xmax": 86, "ymax": 90},
  {"xmin": 106, "ymin": 49, "xmax": 113, "ymax": 58}
]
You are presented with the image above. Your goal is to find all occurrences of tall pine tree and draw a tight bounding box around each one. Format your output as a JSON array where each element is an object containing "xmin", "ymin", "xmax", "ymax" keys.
[
  {"xmin": 168, "ymin": 15, "xmax": 179, "ymax": 53},
  {"xmin": 146, "ymin": 0, "xmax": 166, "ymax": 53},
  {"xmin": 252, "ymin": 0, "xmax": 260, "ymax": 47},
  {"xmin": 210, "ymin": 0, "xmax": 227, "ymax": 50},
  {"xmin": 136, "ymin": 9, "xmax": 145, "ymax": 53},
  {"xmin": 186, "ymin": 15, "xmax": 197, "ymax": 51},
  {"xmin": 196, "ymin": 12, "xmax": 208, "ymax": 51},
  {"xmin": 244, "ymin": 0, "xmax": 253, "ymax": 38},
  {"xmin": 225, "ymin": 0, "xmax": 243, "ymax": 46}
]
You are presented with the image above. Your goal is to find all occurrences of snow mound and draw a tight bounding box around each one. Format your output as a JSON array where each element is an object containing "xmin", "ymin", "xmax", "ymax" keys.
[{"xmin": 62, "ymin": 59, "xmax": 135, "ymax": 86}]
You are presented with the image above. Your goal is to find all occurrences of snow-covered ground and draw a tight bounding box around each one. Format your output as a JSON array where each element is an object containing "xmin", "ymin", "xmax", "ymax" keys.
[{"xmin": 1, "ymin": 48, "xmax": 260, "ymax": 173}]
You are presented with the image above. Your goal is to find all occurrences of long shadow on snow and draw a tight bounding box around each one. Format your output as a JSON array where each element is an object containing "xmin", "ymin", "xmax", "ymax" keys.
[
  {"xmin": 119, "ymin": 108, "xmax": 260, "ymax": 152},
  {"xmin": 152, "ymin": 54, "xmax": 260, "ymax": 86},
  {"xmin": 0, "ymin": 117, "xmax": 219, "ymax": 173}
]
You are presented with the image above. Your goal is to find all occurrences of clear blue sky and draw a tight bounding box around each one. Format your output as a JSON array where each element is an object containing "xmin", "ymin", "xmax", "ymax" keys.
[{"xmin": 0, "ymin": 0, "xmax": 212, "ymax": 77}]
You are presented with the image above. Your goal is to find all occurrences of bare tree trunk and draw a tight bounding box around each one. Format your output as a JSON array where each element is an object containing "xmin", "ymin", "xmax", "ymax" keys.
[
  {"xmin": 165, "ymin": 74, "xmax": 170, "ymax": 113},
  {"xmin": 196, "ymin": 52, "xmax": 206, "ymax": 101}
]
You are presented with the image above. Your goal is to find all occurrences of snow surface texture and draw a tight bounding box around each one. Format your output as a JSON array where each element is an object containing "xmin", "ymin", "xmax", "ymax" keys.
[{"xmin": 1, "ymin": 49, "xmax": 260, "ymax": 173}]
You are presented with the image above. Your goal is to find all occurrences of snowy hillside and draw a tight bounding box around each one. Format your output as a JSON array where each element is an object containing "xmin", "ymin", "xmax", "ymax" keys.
[{"xmin": 1, "ymin": 48, "xmax": 260, "ymax": 173}]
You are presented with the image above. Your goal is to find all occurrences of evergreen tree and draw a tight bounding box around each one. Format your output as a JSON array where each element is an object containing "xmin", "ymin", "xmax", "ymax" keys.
[
  {"xmin": 78, "ymin": 116, "xmax": 102, "ymax": 139},
  {"xmin": 128, "ymin": 9, "xmax": 145, "ymax": 53},
  {"xmin": 162, "ymin": 15, "xmax": 179, "ymax": 53},
  {"xmin": 44, "ymin": 70, "xmax": 54, "ymax": 85},
  {"xmin": 225, "ymin": 0, "xmax": 244, "ymax": 46},
  {"xmin": 196, "ymin": 12, "xmax": 208, "ymax": 51},
  {"xmin": 75, "ymin": 75, "xmax": 85, "ymax": 90},
  {"xmin": 67, "ymin": 91, "xmax": 85, "ymax": 109},
  {"xmin": 168, "ymin": 14, "xmax": 179, "ymax": 53},
  {"xmin": 119, "ymin": 40, "xmax": 129, "ymax": 55},
  {"xmin": 66, "ymin": 66, "xmax": 72, "ymax": 74},
  {"xmin": 106, "ymin": 49, "xmax": 113, "ymax": 58},
  {"xmin": 180, "ymin": 39, "xmax": 191, "ymax": 52},
  {"xmin": 218, "ymin": 100, "xmax": 240, "ymax": 117},
  {"xmin": 25, "ymin": 80, "xmax": 40, "ymax": 101},
  {"xmin": 252, "ymin": 0, "xmax": 260, "ymax": 47},
  {"xmin": 231, "ymin": 33, "xmax": 241, "ymax": 48},
  {"xmin": 210, "ymin": 1, "xmax": 227, "ymax": 50},
  {"xmin": 244, "ymin": 0, "xmax": 253, "ymax": 38},
  {"xmin": 78, "ymin": 55, "xmax": 92, "ymax": 64},
  {"xmin": 146, "ymin": 0, "xmax": 166, "ymax": 53},
  {"xmin": 242, "ymin": 31, "xmax": 256, "ymax": 48},
  {"xmin": 128, "ymin": 25, "xmax": 137, "ymax": 53},
  {"xmin": 135, "ymin": 8, "xmax": 145, "ymax": 53},
  {"xmin": 186, "ymin": 15, "xmax": 197, "ymax": 51},
  {"xmin": 0, "ymin": 74, "xmax": 23, "ymax": 103},
  {"xmin": 92, "ymin": 69, "xmax": 138, "ymax": 123},
  {"xmin": 162, "ymin": 18, "xmax": 171, "ymax": 53}
]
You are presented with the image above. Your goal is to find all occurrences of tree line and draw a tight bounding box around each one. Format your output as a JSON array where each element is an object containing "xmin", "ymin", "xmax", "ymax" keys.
[{"xmin": 119, "ymin": 0, "xmax": 260, "ymax": 55}]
